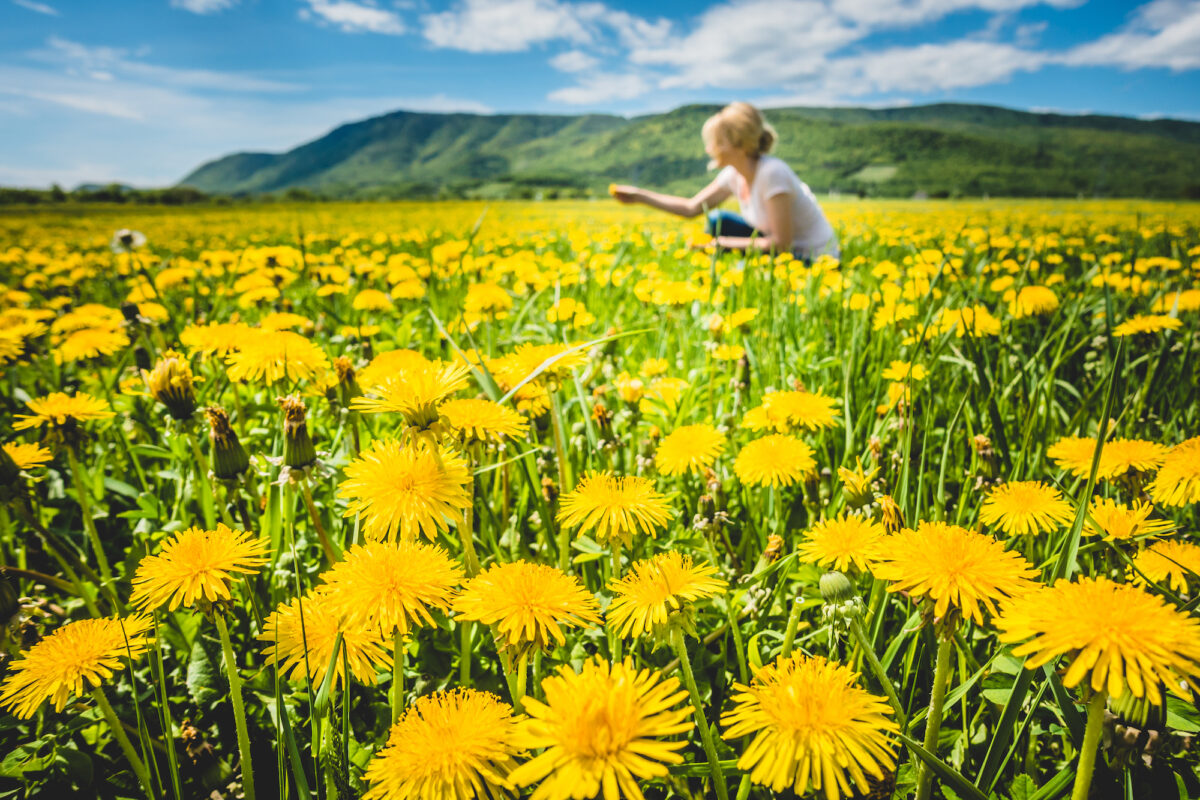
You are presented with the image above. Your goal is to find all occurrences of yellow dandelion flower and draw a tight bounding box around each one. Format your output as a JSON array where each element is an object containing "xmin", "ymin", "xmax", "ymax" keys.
[
  {"xmin": 979, "ymin": 481, "xmax": 1074, "ymax": 536},
  {"xmin": 797, "ymin": 514, "xmax": 886, "ymax": 573},
  {"xmin": 1047, "ymin": 436, "xmax": 1098, "ymax": 479},
  {"xmin": 1008, "ymin": 285, "xmax": 1059, "ymax": 318},
  {"xmin": 606, "ymin": 551, "xmax": 726, "ymax": 640},
  {"xmin": 1112, "ymin": 314, "xmax": 1183, "ymax": 337},
  {"xmin": 464, "ymin": 282, "xmax": 513, "ymax": 317},
  {"xmin": 1133, "ymin": 540, "xmax": 1200, "ymax": 595},
  {"xmin": 142, "ymin": 349, "xmax": 199, "ymax": 421},
  {"xmin": 871, "ymin": 521, "xmax": 1037, "ymax": 625},
  {"xmin": 734, "ymin": 435, "xmax": 816, "ymax": 488},
  {"xmin": 13, "ymin": 392, "xmax": 114, "ymax": 432},
  {"xmin": 742, "ymin": 390, "xmax": 840, "ymax": 433},
  {"xmin": 452, "ymin": 561, "xmax": 600, "ymax": 653},
  {"xmin": 489, "ymin": 343, "xmax": 588, "ymax": 389},
  {"xmin": 654, "ymin": 423, "xmax": 726, "ymax": 476},
  {"xmin": 721, "ymin": 654, "xmax": 898, "ymax": 800},
  {"xmin": 509, "ymin": 658, "xmax": 691, "ymax": 800},
  {"xmin": 713, "ymin": 343, "xmax": 745, "ymax": 361},
  {"xmin": 880, "ymin": 360, "xmax": 927, "ymax": 382},
  {"xmin": 363, "ymin": 689, "xmax": 524, "ymax": 800},
  {"xmin": 130, "ymin": 524, "xmax": 270, "ymax": 611},
  {"xmin": 3, "ymin": 442, "xmax": 52, "ymax": 470},
  {"xmin": 1153, "ymin": 289, "xmax": 1200, "ymax": 313},
  {"xmin": 639, "ymin": 376, "xmax": 690, "ymax": 415},
  {"xmin": 352, "ymin": 289, "xmax": 394, "ymax": 312},
  {"xmin": 639, "ymin": 357, "xmax": 669, "ymax": 378},
  {"xmin": 936, "ymin": 305, "xmax": 1001, "ymax": 338},
  {"xmin": 351, "ymin": 361, "xmax": 472, "ymax": 428},
  {"xmin": 259, "ymin": 311, "xmax": 314, "ymax": 332},
  {"xmin": 0, "ymin": 616, "xmax": 152, "ymax": 718},
  {"xmin": 338, "ymin": 439, "xmax": 472, "ymax": 541},
  {"xmin": 259, "ymin": 590, "xmax": 391, "ymax": 688},
  {"xmin": 356, "ymin": 348, "xmax": 435, "ymax": 391},
  {"xmin": 180, "ymin": 321, "xmax": 254, "ymax": 358},
  {"xmin": 996, "ymin": 577, "xmax": 1200, "ymax": 704},
  {"xmin": 53, "ymin": 326, "xmax": 129, "ymax": 363},
  {"xmin": 837, "ymin": 458, "xmax": 879, "ymax": 507},
  {"xmin": 225, "ymin": 329, "xmax": 329, "ymax": 384},
  {"xmin": 318, "ymin": 539, "xmax": 463, "ymax": 637},
  {"xmin": 1102, "ymin": 438, "xmax": 1169, "ymax": 478},
  {"xmin": 1086, "ymin": 498, "xmax": 1174, "ymax": 541},
  {"xmin": 557, "ymin": 472, "xmax": 673, "ymax": 548},
  {"xmin": 1149, "ymin": 436, "xmax": 1200, "ymax": 506},
  {"xmin": 441, "ymin": 398, "xmax": 530, "ymax": 444}
]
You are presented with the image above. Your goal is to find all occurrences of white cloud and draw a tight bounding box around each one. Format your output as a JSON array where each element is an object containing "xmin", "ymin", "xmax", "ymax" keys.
[
  {"xmin": 1062, "ymin": 0, "xmax": 1200, "ymax": 71},
  {"xmin": 829, "ymin": 0, "xmax": 1081, "ymax": 27},
  {"xmin": 631, "ymin": 0, "xmax": 864, "ymax": 89},
  {"xmin": 828, "ymin": 39, "xmax": 1047, "ymax": 94},
  {"xmin": 423, "ymin": 0, "xmax": 602, "ymax": 52},
  {"xmin": 302, "ymin": 0, "xmax": 406, "ymax": 35},
  {"xmin": 35, "ymin": 36, "xmax": 302, "ymax": 92},
  {"xmin": 12, "ymin": 0, "xmax": 59, "ymax": 16},
  {"xmin": 549, "ymin": 49, "xmax": 599, "ymax": 72},
  {"xmin": 170, "ymin": 0, "xmax": 237, "ymax": 13},
  {"xmin": 548, "ymin": 72, "xmax": 649, "ymax": 104}
]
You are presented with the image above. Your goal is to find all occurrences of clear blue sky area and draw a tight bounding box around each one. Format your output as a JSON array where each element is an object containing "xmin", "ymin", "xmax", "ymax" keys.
[{"xmin": 2, "ymin": 0, "xmax": 1198, "ymax": 187}]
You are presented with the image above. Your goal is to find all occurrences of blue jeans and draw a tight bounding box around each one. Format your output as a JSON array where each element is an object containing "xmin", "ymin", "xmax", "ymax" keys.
[
  {"xmin": 705, "ymin": 210, "xmax": 757, "ymax": 238},
  {"xmin": 705, "ymin": 210, "xmax": 814, "ymax": 263}
]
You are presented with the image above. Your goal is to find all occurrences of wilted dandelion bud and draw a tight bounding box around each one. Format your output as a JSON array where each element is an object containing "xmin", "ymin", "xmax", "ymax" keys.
[
  {"xmin": 838, "ymin": 458, "xmax": 880, "ymax": 509},
  {"xmin": 878, "ymin": 494, "xmax": 905, "ymax": 534},
  {"xmin": 541, "ymin": 476, "xmax": 558, "ymax": 505},
  {"xmin": 143, "ymin": 350, "xmax": 198, "ymax": 422},
  {"xmin": 279, "ymin": 394, "xmax": 316, "ymax": 470},
  {"xmin": 868, "ymin": 435, "xmax": 883, "ymax": 463},
  {"xmin": 206, "ymin": 406, "xmax": 249, "ymax": 480},
  {"xmin": 736, "ymin": 354, "xmax": 751, "ymax": 389},
  {"xmin": 333, "ymin": 356, "xmax": 361, "ymax": 407},
  {"xmin": 591, "ymin": 402, "xmax": 612, "ymax": 433}
]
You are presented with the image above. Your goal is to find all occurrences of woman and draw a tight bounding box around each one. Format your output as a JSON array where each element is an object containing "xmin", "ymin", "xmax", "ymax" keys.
[{"xmin": 610, "ymin": 102, "xmax": 839, "ymax": 261}]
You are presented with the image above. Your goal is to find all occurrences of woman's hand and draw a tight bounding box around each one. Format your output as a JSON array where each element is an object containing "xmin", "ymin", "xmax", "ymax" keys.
[{"xmin": 608, "ymin": 184, "xmax": 641, "ymax": 204}]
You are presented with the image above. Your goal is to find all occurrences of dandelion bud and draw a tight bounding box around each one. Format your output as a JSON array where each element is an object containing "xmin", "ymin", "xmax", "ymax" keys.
[
  {"xmin": 143, "ymin": 350, "xmax": 198, "ymax": 422},
  {"xmin": 206, "ymin": 406, "xmax": 249, "ymax": 480},
  {"xmin": 279, "ymin": 394, "xmax": 316, "ymax": 470},
  {"xmin": 878, "ymin": 494, "xmax": 905, "ymax": 534},
  {"xmin": 761, "ymin": 533, "xmax": 784, "ymax": 563},
  {"xmin": 736, "ymin": 354, "xmax": 751, "ymax": 389},
  {"xmin": 541, "ymin": 476, "xmax": 558, "ymax": 505},
  {"xmin": 333, "ymin": 356, "xmax": 361, "ymax": 407},
  {"xmin": 838, "ymin": 458, "xmax": 879, "ymax": 509},
  {"xmin": 819, "ymin": 571, "xmax": 856, "ymax": 605}
]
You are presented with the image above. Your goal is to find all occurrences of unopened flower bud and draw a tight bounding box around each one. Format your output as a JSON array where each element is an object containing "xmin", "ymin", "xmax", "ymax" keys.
[
  {"xmin": 206, "ymin": 406, "xmax": 249, "ymax": 480},
  {"xmin": 279, "ymin": 394, "xmax": 316, "ymax": 469},
  {"xmin": 820, "ymin": 571, "xmax": 856, "ymax": 605},
  {"xmin": 143, "ymin": 350, "xmax": 198, "ymax": 421}
]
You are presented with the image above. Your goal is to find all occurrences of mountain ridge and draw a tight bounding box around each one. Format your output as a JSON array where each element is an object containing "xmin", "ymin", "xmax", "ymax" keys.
[{"xmin": 179, "ymin": 103, "xmax": 1200, "ymax": 199}]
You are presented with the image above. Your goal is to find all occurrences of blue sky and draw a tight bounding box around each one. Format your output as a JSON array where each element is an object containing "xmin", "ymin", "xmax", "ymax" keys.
[{"xmin": 2, "ymin": 0, "xmax": 1198, "ymax": 187}]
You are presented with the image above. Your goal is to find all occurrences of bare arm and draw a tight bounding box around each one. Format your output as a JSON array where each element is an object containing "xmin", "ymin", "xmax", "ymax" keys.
[
  {"xmin": 611, "ymin": 175, "xmax": 731, "ymax": 218},
  {"xmin": 711, "ymin": 192, "xmax": 795, "ymax": 253}
]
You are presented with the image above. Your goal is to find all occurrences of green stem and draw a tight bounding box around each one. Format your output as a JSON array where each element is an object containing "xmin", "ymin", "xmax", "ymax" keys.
[
  {"xmin": 459, "ymin": 621, "xmax": 472, "ymax": 685},
  {"xmin": 915, "ymin": 634, "xmax": 953, "ymax": 800},
  {"xmin": 849, "ymin": 616, "xmax": 907, "ymax": 730},
  {"xmin": 392, "ymin": 631, "xmax": 406, "ymax": 725},
  {"xmin": 185, "ymin": 430, "xmax": 216, "ymax": 529},
  {"xmin": 1070, "ymin": 691, "xmax": 1108, "ymax": 800},
  {"xmin": 460, "ymin": 499, "xmax": 481, "ymax": 577},
  {"xmin": 92, "ymin": 688, "xmax": 154, "ymax": 800},
  {"xmin": 781, "ymin": 596, "xmax": 803, "ymax": 658},
  {"xmin": 67, "ymin": 446, "xmax": 115, "ymax": 595},
  {"xmin": 548, "ymin": 389, "xmax": 572, "ymax": 572},
  {"xmin": 300, "ymin": 480, "xmax": 338, "ymax": 564},
  {"xmin": 670, "ymin": 626, "xmax": 729, "ymax": 800},
  {"xmin": 609, "ymin": 542, "xmax": 623, "ymax": 660},
  {"xmin": 214, "ymin": 614, "xmax": 256, "ymax": 800},
  {"xmin": 514, "ymin": 651, "xmax": 529, "ymax": 711}
]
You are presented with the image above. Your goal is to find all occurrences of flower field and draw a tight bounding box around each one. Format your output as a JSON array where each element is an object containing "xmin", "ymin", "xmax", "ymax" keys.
[{"xmin": 1, "ymin": 198, "xmax": 1198, "ymax": 800}]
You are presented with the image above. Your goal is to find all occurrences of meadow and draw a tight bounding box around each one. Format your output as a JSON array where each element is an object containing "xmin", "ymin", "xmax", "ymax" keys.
[{"xmin": 0, "ymin": 197, "xmax": 1198, "ymax": 800}]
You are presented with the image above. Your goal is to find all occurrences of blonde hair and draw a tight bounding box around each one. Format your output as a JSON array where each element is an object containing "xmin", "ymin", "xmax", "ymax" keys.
[{"xmin": 702, "ymin": 102, "xmax": 777, "ymax": 158}]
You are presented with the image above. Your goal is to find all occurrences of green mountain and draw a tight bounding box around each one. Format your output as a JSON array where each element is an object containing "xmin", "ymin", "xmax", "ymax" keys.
[{"xmin": 179, "ymin": 103, "xmax": 1200, "ymax": 199}]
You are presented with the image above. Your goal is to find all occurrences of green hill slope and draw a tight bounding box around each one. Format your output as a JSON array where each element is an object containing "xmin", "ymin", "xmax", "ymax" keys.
[{"xmin": 179, "ymin": 103, "xmax": 1200, "ymax": 199}]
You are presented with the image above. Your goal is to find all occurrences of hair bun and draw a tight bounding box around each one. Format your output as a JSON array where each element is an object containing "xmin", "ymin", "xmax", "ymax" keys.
[{"xmin": 758, "ymin": 127, "xmax": 777, "ymax": 155}]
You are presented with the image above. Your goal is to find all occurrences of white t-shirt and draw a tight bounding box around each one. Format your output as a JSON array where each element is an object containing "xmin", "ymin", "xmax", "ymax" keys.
[{"xmin": 717, "ymin": 156, "xmax": 839, "ymax": 259}]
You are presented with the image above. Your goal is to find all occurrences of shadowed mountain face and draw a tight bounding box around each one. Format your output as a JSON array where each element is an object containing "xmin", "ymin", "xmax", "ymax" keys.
[{"xmin": 179, "ymin": 104, "xmax": 1200, "ymax": 199}]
